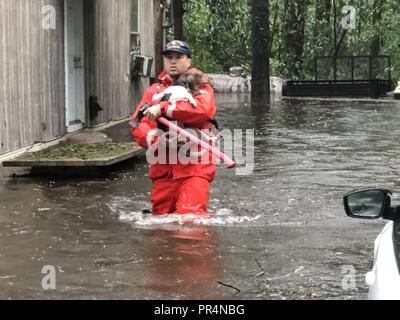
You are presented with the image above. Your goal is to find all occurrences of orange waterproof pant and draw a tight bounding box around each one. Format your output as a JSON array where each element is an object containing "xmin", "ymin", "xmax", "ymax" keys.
[{"xmin": 151, "ymin": 176, "xmax": 210, "ymax": 216}]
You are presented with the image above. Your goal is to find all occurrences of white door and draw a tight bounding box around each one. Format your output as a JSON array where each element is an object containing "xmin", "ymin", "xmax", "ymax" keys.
[{"xmin": 64, "ymin": 0, "xmax": 85, "ymax": 133}]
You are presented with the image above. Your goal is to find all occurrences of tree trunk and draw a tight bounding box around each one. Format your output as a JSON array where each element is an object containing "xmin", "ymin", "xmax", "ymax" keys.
[
  {"xmin": 332, "ymin": 30, "xmax": 348, "ymax": 57},
  {"xmin": 269, "ymin": 0, "xmax": 279, "ymax": 57},
  {"xmin": 154, "ymin": 0, "xmax": 164, "ymax": 78},
  {"xmin": 329, "ymin": 1, "xmax": 355, "ymax": 57},
  {"xmin": 277, "ymin": 0, "xmax": 289, "ymax": 63},
  {"xmin": 281, "ymin": 0, "xmax": 307, "ymax": 78},
  {"xmin": 324, "ymin": 0, "xmax": 331, "ymax": 23},
  {"xmin": 313, "ymin": 0, "xmax": 331, "ymax": 51},
  {"xmin": 173, "ymin": 0, "xmax": 184, "ymax": 40},
  {"xmin": 251, "ymin": 0, "xmax": 270, "ymax": 109},
  {"xmin": 370, "ymin": 0, "xmax": 384, "ymax": 57}
]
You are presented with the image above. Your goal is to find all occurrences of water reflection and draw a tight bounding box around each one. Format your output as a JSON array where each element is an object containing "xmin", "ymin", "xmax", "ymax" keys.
[{"xmin": 139, "ymin": 224, "xmax": 224, "ymax": 299}]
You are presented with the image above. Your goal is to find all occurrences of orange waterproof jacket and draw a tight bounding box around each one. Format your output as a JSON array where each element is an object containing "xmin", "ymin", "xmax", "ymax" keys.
[{"xmin": 131, "ymin": 69, "xmax": 217, "ymax": 181}]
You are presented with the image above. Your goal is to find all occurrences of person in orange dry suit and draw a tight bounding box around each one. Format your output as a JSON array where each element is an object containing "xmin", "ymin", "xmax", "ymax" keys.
[{"xmin": 131, "ymin": 40, "xmax": 218, "ymax": 216}]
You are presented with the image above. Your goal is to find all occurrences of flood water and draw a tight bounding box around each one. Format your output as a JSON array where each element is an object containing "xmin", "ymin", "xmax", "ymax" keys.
[{"xmin": 1, "ymin": 94, "xmax": 400, "ymax": 300}]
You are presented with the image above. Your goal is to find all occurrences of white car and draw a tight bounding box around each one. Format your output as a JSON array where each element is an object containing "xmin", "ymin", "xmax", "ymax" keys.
[{"xmin": 343, "ymin": 188, "xmax": 400, "ymax": 299}]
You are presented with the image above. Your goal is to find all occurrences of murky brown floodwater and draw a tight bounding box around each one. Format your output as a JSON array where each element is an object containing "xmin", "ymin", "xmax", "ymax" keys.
[{"xmin": 1, "ymin": 94, "xmax": 400, "ymax": 300}]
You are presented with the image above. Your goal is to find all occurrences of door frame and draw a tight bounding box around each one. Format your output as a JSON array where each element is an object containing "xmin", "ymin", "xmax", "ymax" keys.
[{"xmin": 64, "ymin": 0, "xmax": 85, "ymax": 133}]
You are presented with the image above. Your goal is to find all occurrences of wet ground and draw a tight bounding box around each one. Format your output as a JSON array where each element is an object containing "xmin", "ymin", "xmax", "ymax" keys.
[{"xmin": 1, "ymin": 94, "xmax": 400, "ymax": 300}]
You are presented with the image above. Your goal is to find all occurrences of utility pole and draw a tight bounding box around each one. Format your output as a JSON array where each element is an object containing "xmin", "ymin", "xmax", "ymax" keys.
[
  {"xmin": 154, "ymin": 0, "xmax": 164, "ymax": 78},
  {"xmin": 173, "ymin": 0, "xmax": 184, "ymax": 40}
]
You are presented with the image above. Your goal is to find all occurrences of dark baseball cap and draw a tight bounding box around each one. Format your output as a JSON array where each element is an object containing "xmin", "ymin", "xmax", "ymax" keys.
[{"xmin": 163, "ymin": 40, "xmax": 192, "ymax": 58}]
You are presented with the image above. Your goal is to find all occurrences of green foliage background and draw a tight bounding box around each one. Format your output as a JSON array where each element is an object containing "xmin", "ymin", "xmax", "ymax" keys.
[
  {"xmin": 183, "ymin": 0, "xmax": 400, "ymax": 81},
  {"xmin": 184, "ymin": 0, "xmax": 251, "ymax": 74}
]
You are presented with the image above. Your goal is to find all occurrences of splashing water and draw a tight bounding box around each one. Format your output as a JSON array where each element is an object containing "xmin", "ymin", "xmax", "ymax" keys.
[{"xmin": 107, "ymin": 196, "xmax": 261, "ymax": 227}]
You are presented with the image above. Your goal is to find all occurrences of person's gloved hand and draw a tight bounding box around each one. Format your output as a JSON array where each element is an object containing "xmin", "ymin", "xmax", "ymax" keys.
[{"xmin": 144, "ymin": 104, "xmax": 162, "ymax": 121}]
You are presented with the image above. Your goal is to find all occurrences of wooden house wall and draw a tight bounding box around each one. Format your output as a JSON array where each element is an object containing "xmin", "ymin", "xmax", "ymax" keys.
[
  {"xmin": 85, "ymin": 0, "xmax": 134, "ymax": 125},
  {"xmin": 0, "ymin": 0, "xmax": 65, "ymax": 155},
  {"xmin": 0, "ymin": 0, "xmax": 157, "ymax": 155}
]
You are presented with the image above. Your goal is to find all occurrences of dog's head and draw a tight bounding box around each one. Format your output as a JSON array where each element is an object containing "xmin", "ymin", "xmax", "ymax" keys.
[{"xmin": 179, "ymin": 70, "xmax": 211, "ymax": 95}]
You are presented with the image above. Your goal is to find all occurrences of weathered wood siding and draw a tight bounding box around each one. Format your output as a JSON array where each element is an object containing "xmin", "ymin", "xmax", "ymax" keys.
[
  {"xmin": 84, "ymin": 0, "xmax": 157, "ymax": 126},
  {"xmin": 0, "ymin": 0, "xmax": 65, "ymax": 155},
  {"xmin": 139, "ymin": 0, "xmax": 155, "ymax": 78},
  {"xmin": 85, "ymin": 0, "xmax": 131, "ymax": 125}
]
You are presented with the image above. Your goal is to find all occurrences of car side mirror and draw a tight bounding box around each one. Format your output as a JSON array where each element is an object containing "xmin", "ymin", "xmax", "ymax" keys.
[{"xmin": 343, "ymin": 188, "xmax": 392, "ymax": 219}]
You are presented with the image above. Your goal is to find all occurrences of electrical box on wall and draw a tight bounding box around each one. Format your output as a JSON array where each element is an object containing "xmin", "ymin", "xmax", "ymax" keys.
[{"xmin": 131, "ymin": 54, "xmax": 153, "ymax": 80}]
